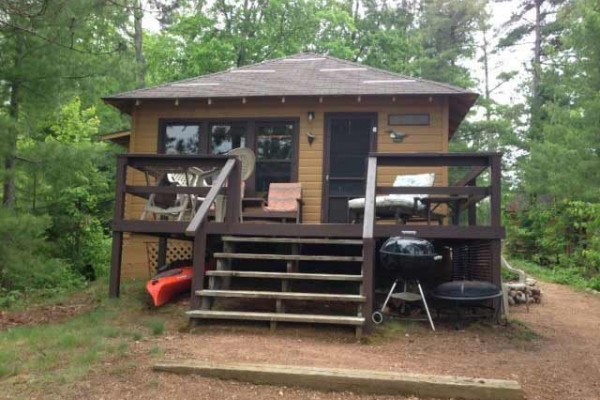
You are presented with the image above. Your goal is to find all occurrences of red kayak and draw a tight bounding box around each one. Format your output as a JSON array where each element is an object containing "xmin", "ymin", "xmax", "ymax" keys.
[{"xmin": 146, "ymin": 266, "xmax": 194, "ymax": 307}]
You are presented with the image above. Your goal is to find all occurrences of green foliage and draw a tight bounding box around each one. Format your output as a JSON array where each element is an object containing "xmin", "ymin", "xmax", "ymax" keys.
[
  {"xmin": 506, "ymin": 200, "xmax": 600, "ymax": 290},
  {"xmin": 0, "ymin": 210, "xmax": 81, "ymax": 295},
  {"xmin": 19, "ymin": 99, "xmax": 116, "ymax": 280}
]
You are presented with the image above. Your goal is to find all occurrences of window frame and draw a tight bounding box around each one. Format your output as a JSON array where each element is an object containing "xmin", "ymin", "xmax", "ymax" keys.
[
  {"xmin": 158, "ymin": 117, "xmax": 299, "ymax": 195},
  {"xmin": 388, "ymin": 113, "xmax": 431, "ymax": 126}
]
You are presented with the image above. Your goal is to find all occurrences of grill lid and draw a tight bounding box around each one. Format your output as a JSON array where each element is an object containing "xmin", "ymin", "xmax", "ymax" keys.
[{"xmin": 379, "ymin": 235, "xmax": 436, "ymax": 257}]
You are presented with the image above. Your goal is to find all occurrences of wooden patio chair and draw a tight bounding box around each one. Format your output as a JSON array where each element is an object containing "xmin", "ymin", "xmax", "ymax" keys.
[{"xmin": 243, "ymin": 182, "xmax": 303, "ymax": 223}]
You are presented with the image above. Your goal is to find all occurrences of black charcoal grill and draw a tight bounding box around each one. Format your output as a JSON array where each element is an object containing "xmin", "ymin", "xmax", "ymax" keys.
[{"xmin": 372, "ymin": 232, "xmax": 443, "ymax": 330}]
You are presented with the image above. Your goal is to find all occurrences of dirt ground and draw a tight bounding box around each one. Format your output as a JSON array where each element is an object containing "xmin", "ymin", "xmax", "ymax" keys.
[
  {"xmin": 4, "ymin": 281, "xmax": 600, "ymax": 400},
  {"xmin": 0, "ymin": 295, "xmax": 98, "ymax": 331}
]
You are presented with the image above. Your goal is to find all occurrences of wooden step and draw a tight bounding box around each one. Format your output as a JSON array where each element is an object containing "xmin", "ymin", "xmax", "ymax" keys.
[
  {"xmin": 213, "ymin": 252, "xmax": 363, "ymax": 262},
  {"xmin": 222, "ymin": 236, "xmax": 363, "ymax": 245},
  {"xmin": 187, "ymin": 310, "xmax": 365, "ymax": 326},
  {"xmin": 206, "ymin": 270, "xmax": 363, "ymax": 281},
  {"xmin": 196, "ymin": 290, "xmax": 365, "ymax": 302}
]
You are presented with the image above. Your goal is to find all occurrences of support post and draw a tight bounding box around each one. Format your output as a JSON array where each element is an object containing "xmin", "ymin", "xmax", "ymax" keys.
[
  {"xmin": 361, "ymin": 156, "xmax": 377, "ymax": 334},
  {"xmin": 490, "ymin": 155, "xmax": 502, "ymax": 227},
  {"xmin": 362, "ymin": 238, "xmax": 375, "ymax": 334},
  {"xmin": 109, "ymin": 156, "xmax": 128, "ymax": 298},
  {"xmin": 190, "ymin": 231, "xmax": 207, "ymax": 310},
  {"xmin": 157, "ymin": 237, "xmax": 168, "ymax": 270},
  {"xmin": 109, "ymin": 232, "xmax": 124, "ymax": 298},
  {"xmin": 490, "ymin": 239, "xmax": 502, "ymax": 316},
  {"xmin": 225, "ymin": 158, "xmax": 242, "ymax": 226}
]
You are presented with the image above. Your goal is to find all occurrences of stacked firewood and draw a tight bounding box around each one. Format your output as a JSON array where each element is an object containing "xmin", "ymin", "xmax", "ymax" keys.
[{"xmin": 506, "ymin": 278, "xmax": 542, "ymax": 306}]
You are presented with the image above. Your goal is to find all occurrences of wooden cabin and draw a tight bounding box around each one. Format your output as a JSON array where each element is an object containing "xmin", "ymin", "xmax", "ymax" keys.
[{"xmin": 104, "ymin": 53, "xmax": 504, "ymax": 335}]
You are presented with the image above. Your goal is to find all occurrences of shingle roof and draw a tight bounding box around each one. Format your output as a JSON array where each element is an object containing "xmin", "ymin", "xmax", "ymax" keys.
[
  {"xmin": 105, "ymin": 53, "xmax": 476, "ymax": 100},
  {"xmin": 104, "ymin": 53, "xmax": 478, "ymax": 136}
]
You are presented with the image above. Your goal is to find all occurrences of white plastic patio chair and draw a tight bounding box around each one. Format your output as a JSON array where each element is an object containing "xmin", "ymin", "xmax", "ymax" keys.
[{"xmin": 140, "ymin": 169, "xmax": 201, "ymax": 221}]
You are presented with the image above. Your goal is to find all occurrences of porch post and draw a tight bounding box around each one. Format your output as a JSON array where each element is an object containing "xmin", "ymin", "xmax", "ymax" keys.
[
  {"xmin": 190, "ymin": 230, "xmax": 207, "ymax": 310},
  {"xmin": 157, "ymin": 236, "xmax": 168, "ymax": 270},
  {"xmin": 109, "ymin": 156, "xmax": 127, "ymax": 298},
  {"xmin": 362, "ymin": 156, "xmax": 378, "ymax": 333}
]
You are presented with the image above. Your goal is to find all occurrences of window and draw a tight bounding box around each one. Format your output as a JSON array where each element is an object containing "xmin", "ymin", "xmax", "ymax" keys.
[
  {"xmin": 159, "ymin": 118, "xmax": 297, "ymax": 194},
  {"xmin": 160, "ymin": 123, "xmax": 201, "ymax": 154},
  {"xmin": 209, "ymin": 123, "xmax": 247, "ymax": 155},
  {"xmin": 388, "ymin": 113, "xmax": 430, "ymax": 126},
  {"xmin": 255, "ymin": 122, "xmax": 295, "ymax": 192}
]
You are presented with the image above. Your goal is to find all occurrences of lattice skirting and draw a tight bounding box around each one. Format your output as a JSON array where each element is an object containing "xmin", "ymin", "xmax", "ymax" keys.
[
  {"xmin": 451, "ymin": 240, "xmax": 493, "ymax": 282},
  {"xmin": 145, "ymin": 240, "xmax": 193, "ymax": 275}
]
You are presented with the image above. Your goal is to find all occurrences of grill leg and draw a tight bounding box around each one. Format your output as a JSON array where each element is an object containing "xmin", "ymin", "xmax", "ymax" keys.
[
  {"xmin": 417, "ymin": 280, "xmax": 435, "ymax": 331},
  {"xmin": 380, "ymin": 279, "xmax": 399, "ymax": 313}
]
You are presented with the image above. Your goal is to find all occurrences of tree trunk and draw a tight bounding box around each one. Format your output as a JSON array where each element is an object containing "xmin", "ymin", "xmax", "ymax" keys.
[
  {"xmin": 481, "ymin": 24, "xmax": 494, "ymax": 151},
  {"xmin": 3, "ymin": 33, "xmax": 25, "ymax": 208},
  {"xmin": 236, "ymin": 0, "xmax": 250, "ymax": 67},
  {"xmin": 133, "ymin": 0, "xmax": 146, "ymax": 88},
  {"xmin": 531, "ymin": 0, "xmax": 543, "ymax": 139}
]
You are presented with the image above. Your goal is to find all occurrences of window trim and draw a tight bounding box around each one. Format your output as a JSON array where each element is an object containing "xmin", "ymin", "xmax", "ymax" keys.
[{"xmin": 158, "ymin": 117, "xmax": 299, "ymax": 196}]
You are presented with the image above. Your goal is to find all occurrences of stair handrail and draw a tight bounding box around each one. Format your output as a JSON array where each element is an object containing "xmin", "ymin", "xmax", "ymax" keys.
[{"xmin": 185, "ymin": 158, "xmax": 237, "ymax": 236}]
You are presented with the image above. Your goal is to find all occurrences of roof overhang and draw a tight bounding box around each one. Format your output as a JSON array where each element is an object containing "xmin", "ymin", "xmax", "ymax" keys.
[{"xmin": 98, "ymin": 129, "xmax": 130, "ymax": 149}]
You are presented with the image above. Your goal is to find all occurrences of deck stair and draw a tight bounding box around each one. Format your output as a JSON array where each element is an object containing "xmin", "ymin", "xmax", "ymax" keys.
[{"xmin": 187, "ymin": 235, "xmax": 366, "ymax": 335}]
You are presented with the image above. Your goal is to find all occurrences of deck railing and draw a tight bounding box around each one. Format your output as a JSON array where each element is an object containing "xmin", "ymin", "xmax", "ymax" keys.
[
  {"xmin": 362, "ymin": 152, "xmax": 503, "ymax": 240},
  {"xmin": 109, "ymin": 154, "xmax": 242, "ymax": 297}
]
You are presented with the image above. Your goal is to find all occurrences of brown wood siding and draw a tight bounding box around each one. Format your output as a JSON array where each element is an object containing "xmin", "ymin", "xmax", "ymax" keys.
[{"xmin": 121, "ymin": 95, "xmax": 450, "ymax": 278}]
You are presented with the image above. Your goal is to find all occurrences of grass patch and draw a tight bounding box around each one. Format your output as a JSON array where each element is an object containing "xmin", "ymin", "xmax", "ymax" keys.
[
  {"xmin": 0, "ymin": 280, "xmax": 149, "ymax": 386},
  {"xmin": 508, "ymin": 258, "xmax": 598, "ymax": 291},
  {"xmin": 144, "ymin": 319, "xmax": 165, "ymax": 336},
  {"xmin": 364, "ymin": 319, "xmax": 418, "ymax": 344},
  {"xmin": 505, "ymin": 319, "xmax": 540, "ymax": 342}
]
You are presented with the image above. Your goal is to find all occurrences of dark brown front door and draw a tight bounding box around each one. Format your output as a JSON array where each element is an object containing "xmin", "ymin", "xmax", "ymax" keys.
[{"xmin": 323, "ymin": 114, "xmax": 377, "ymax": 223}]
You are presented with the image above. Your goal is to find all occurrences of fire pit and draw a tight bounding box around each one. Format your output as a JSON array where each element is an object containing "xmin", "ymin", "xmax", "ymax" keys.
[
  {"xmin": 432, "ymin": 280, "xmax": 503, "ymax": 329},
  {"xmin": 432, "ymin": 280, "xmax": 502, "ymax": 301},
  {"xmin": 373, "ymin": 233, "xmax": 443, "ymax": 330}
]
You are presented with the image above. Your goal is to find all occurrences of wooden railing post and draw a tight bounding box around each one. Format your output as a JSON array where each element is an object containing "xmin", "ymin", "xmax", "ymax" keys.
[
  {"xmin": 490, "ymin": 154, "xmax": 502, "ymax": 227},
  {"xmin": 363, "ymin": 157, "xmax": 378, "ymax": 239},
  {"xmin": 109, "ymin": 156, "xmax": 128, "ymax": 298},
  {"xmin": 225, "ymin": 158, "xmax": 242, "ymax": 226},
  {"xmin": 190, "ymin": 229, "xmax": 207, "ymax": 310},
  {"xmin": 362, "ymin": 156, "xmax": 378, "ymax": 333}
]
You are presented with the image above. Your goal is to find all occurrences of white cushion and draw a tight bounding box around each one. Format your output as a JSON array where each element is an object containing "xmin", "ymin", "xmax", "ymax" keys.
[
  {"xmin": 390, "ymin": 173, "xmax": 435, "ymax": 200},
  {"xmin": 348, "ymin": 195, "xmax": 422, "ymax": 210},
  {"xmin": 347, "ymin": 173, "xmax": 435, "ymax": 211}
]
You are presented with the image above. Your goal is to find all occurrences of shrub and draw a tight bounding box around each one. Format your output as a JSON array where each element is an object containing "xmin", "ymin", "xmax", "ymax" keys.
[
  {"xmin": 506, "ymin": 199, "xmax": 600, "ymax": 289},
  {"xmin": 0, "ymin": 210, "xmax": 81, "ymax": 295}
]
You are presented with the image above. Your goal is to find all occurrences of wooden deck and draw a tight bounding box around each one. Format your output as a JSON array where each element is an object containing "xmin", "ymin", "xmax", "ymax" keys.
[{"xmin": 109, "ymin": 152, "xmax": 504, "ymax": 334}]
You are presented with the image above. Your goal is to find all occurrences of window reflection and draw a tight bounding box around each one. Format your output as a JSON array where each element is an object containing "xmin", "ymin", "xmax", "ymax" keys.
[
  {"xmin": 210, "ymin": 124, "xmax": 247, "ymax": 155},
  {"xmin": 255, "ymin": 123, "xmax": 294, "ymax": 193},
  {"xmin": 163, "ymin": 124, "xmax": 200, "ymax": 154},
  {"xmin": 256, "ymin": 124, "xmax": 293, "ymax": 160}
]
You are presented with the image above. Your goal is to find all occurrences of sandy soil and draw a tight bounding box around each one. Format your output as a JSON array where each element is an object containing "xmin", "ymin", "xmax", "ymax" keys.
[{"xmin": 4, "ymin": 281, "xmax": 600, "ymax": 400}]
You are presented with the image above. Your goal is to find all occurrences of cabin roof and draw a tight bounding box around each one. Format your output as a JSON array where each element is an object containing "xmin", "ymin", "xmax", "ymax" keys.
[{"xmin": 104, "ymin": 53, "xmax": 478, "ymax": 136}]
